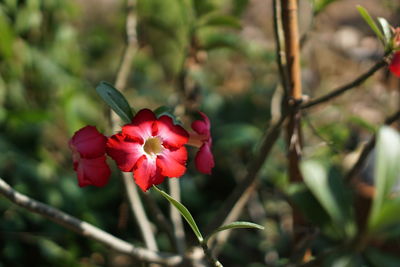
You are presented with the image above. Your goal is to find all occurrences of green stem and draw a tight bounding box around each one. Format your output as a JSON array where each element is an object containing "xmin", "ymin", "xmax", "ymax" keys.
[{"xmin": 200, "ymin": 241, "xmax": 223, "ymax": 267}]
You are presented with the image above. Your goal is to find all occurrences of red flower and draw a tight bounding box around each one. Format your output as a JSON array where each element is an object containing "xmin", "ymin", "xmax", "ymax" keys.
[
  {"xmin": 106, "ymin": 109, "xmax": 189, "ymax": 192},
  {"xmin": 389, "ymin": 51, "xmax": 400, "ymax": 77},
  {"xmin": 189, "ymin": 112, "xmax": 215, "ymax": 174},
  {"xmin": 69, "ymin": 126, "xmax": 111, "ymax": 187}
]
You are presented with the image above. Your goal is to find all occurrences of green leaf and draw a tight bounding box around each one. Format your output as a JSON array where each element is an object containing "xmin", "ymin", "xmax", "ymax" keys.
[
  {"xmin": 356, "ymin": 5, "xmax": 385, "ymax": 43},
  {"xmin": 313, "ymin": 0, "xmax": 337, "ymax": 15},
  {"xmin": 368, "ymin": 198, "xmax": 400, "ymax": 234},
  {"xmin": 365, "ymin": 247, "xmax": 400, "ymax": 267},
  {"xmin": 153, "ymin": 106, "xmax": 183, "ymax": 126},
  {"xmin": 301, "ymin": 161, "xmax": 355, "ymax": 238},
  {"xmin": 153, "ymin": 185, "xmax": 204, "ymax": 243},
  {"xmin": 377, "ymin": 17, "xmax": 393, "ymax": 49},
  {"xmin": 95, "ymin": 81, "xmax": 134, "ymax": 124},
  {"xmin": 368, "ymin": 127, "xmax": 400, "ymax": 231},
  {"xmin": 301, "ymin": 161, "xmax": 343, "ymax": 222},
  {"xmin": 197, "ymin": 12, "xmax": 242, "ymax": 29},
  {"xmin": 205, "ymin": 221, "xmax": 264, "ymax": 242},
  {"xmin": 198, "ymin": 31, "xmax": 242, "ymax": 51},
  {"xmin": 287, "ymin": 183, "xmax": 344, "ymax": 239}
]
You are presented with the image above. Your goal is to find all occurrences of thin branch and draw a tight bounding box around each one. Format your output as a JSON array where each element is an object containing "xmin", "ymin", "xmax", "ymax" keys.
[
  {"xmin": 205, "ymin": 113, "xmax": 287, "ymax": 236},
  {"xmin": 345, "ymin": 109, "xmax": 400, "ymax": 183},
  {"xmin": 301, "ymin": 58, "xmax": 388, "ymax": 109},
  {"xmin": 141, "ymin": 192, "xmax": 177, "ymax": 248},
  {"xmin": 169, "ymin": 179, "xmax": 186, "ymax": 255},
  {"xmin": 122, "ymin": 172, "xmax": 158, "ymax": 251},
  {"xmin": 272, "ymin": 0, "xmax": 290, "ymax": 97},
  {"xmin": 282, "ymin": 0, "xmax": 302, "ymax": 101},
  {"xmin": 0, "ymin": 178, "xmax": 183, "ymax": 266},
  {"xmin": 111, "ymin": 0, "xmax": 159, "ymax": 252}
]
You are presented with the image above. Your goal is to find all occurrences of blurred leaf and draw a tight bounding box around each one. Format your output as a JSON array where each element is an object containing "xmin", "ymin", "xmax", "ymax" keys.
[
  {"xmin": 369, "ymin": 127, "xmax": 400, "ymax": 231},
  {"xmin": 313, "ymin": 0, "xmax": 337, "ymax": 14},
  {"xmin": 205, "ymin": 221, "xmax": 264, "ymax": 242},
  {"xmin": 365, "ymin": 248, "xmax": 400, "ymax": 267},
  {"xmin": 302, "ymin": 161, "xmax": 343, "ymax": 222},
  {"xmin": 368, "ymin": 198, "xmax": 400, "ymax": 234},
  {"xmin": 197, "ymin": 12, "xmax": 242, "ymax": 29},
  {"xmin": 153, "ymin": 185, "xmax": 204, "ymax": 242},
  {"xmin": 301, "ymin": 161, "xmax": 355, "ymax": 237},
  {"xmin": 199, "ymin": 31, "xmax": 242, "ymax": 51},
  {"xmin": 217, "ymin": 123, "xmax": 262, "ymax": 149},
  {"xmin": 0, "ymin": 9, "xmax": 14, "ymax": 59},
  {"xmin": 324, "ymin": 253, "xmax": 362, "ymax": 267},
  {"xmin": 153, "ymin": 106, "xmax": 183, "ymax": 126},
  {"xmin": 377, "ymin": 17, "xmax": 392, "ymax": 49},
  {"xmin": 286, "ymin": 184, "xmax": 337, "ymax": 237},
  {"xmin": 95, "ymin": 81, "xmax": 134, "ymax": 124},
  {"xmin": 356, "ymin": 5, "xmax": 385, "ymax": 43}
]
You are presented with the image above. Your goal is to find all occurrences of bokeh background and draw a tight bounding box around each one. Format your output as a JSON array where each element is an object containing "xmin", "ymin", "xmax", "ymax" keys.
[{"xmin": 1, "ymin": 0, "xmax": 400, "ymax": 266}]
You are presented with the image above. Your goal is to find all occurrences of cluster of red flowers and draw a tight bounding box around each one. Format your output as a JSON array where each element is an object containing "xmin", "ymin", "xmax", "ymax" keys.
[{"xmin": 69, "ymin": 109, "xmax": 214, "ymax": 191}]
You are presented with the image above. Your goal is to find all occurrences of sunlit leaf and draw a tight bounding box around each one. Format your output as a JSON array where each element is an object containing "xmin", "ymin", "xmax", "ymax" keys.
[
  {"xmin": 95, "ymin": 81, "xmax": 134, "ymax": 124},
  {"xmin": 377, "ymin": 17, "xmax": 392, "ymax": 49},
  {"xmin": 153, "ymin": 185, "xmax": 204, "ymax": 242},
  {"xmin": 368, "ymin": 127, "xmax": 400, "ymax": 231}
]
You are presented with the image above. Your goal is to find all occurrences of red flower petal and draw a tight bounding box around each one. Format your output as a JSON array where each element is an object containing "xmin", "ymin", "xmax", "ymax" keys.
[
  {"xmin": 131, "ymin": 109, "xmax": 157, "ymax": 137},
  {"xmin": 389, "ymin": 52, "xmax": 400, "ymax": 77},
  {"xmin": 106, "ymin": 133, "xmax": 144, "ymax": 172},
  {"xmin": 157, "ymin": 146, "xmax": 187, "ymax": 178},
  {"xmin": 155, "ymin": 115, "xmax": 189, "ymax": 149},
  {"xmin": 133, "ymin": 155, "xmax": 165, "ymax": 192},
  {"xmin": 76, "ymin": 155, "xmax": 111, "ymax": 187},
  {"xmin": 122, "ymin": 124, "xmax": 146, "ymax": 144},
  {"xmin": 69, "ymin": 126, "xmax": 107, "ymax": 158},
  {"xmin": 191, "ymin": 112, "xmax": 210, "ymax": 137},
  {"xmin": 195, "ymin": 142, "xmax": 215, "ymax": 175}
]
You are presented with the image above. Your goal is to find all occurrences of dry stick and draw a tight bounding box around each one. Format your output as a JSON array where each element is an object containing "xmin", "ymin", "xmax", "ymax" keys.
[
  {"xmin": 273, "ymin": 0, "xmax": 290, "ymax": 98},
  {"xmin": 169, "ymin": 179, "xmax": 186, "ymax": 255},
  {"xmin": 111, "ymin": 0, "xmax": 158, "ymax": 253},
  {"xmin": 281, "ymin": 0, "xmax": 308, "ymax": 263},
  {"xmin": 0, "ymin": 178, "xmax": 183, "ymax": 266},
  {"xmin": 345, "ymin": 109, "xmax": 400, "ymax": 183},
  {"xmin": 301, "ymin": 58, "xmax": 388, "ymax": 110},
  {"xmin": 141, "ymin": 192, "xmax": 176, "ymax": 247},
  {"xmin": 282, "ymin": 0, "xmax": 303, "ymax": 183},
  {"xmin": 205, "ymin": 114, "xmax": 287, "ymax": 238}
]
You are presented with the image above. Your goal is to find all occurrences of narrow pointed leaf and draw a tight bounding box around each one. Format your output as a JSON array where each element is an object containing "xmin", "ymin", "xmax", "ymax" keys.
[
  {"xmin": 95, "ymin": 81, "xmax": 134, "ymax": 124},
  {"xmin": 206, "ymin": 221, "xmax": 264, "ymax": 242},
  {"xmin": 356, "ymin": 6, "xmax": 384, "ymax": 43},
  {"xmin": 153, "ymin": 186, "xmax": 203, "ymax": 242}
]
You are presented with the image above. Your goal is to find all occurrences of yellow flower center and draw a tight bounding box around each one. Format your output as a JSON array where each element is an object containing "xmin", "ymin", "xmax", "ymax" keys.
[{"xmin": 143, "ymin": 137, "xmax": 163, "ymax": 156}]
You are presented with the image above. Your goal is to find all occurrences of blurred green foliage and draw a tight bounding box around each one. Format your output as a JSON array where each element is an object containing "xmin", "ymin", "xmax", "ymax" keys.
[{"xmin": 1, "ymin": 0, "xmax": 400, "ymax": 266}]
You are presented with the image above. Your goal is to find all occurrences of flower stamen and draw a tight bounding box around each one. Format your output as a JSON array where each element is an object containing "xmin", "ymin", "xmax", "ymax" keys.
[{"xmin": 143, "ymin": 137, "xmax": 163, "ymax": 156}]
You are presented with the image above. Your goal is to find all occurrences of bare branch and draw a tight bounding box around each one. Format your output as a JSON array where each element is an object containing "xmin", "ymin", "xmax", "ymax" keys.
[
  {"xmin": 111, "ymin": 0, "xmax": 159, "ymax": 252},
  {"xmin": 272, "ymin": 0, "xmax": 290, "ymax": 97},
  {"xmin": 345, "ymin": 109, "xmax": 400, "ymax": 183},
  {"xmin": 169, "ymin": 179, "xmax": 186, "ymax": 254},
  {"xmin": 122, "ymin": 172, "xmax": 159, "ymax": 251},
  {"xmin": 301, "ymin": 58, "xmax": 388, "ymax": 110},
  {"xmin": 205, "ymin": 113, "xmax": 287, "ymax": 236},
  {"xmin": 0, "ymin": 178, "xmax": 183, "ymax": 266}
]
